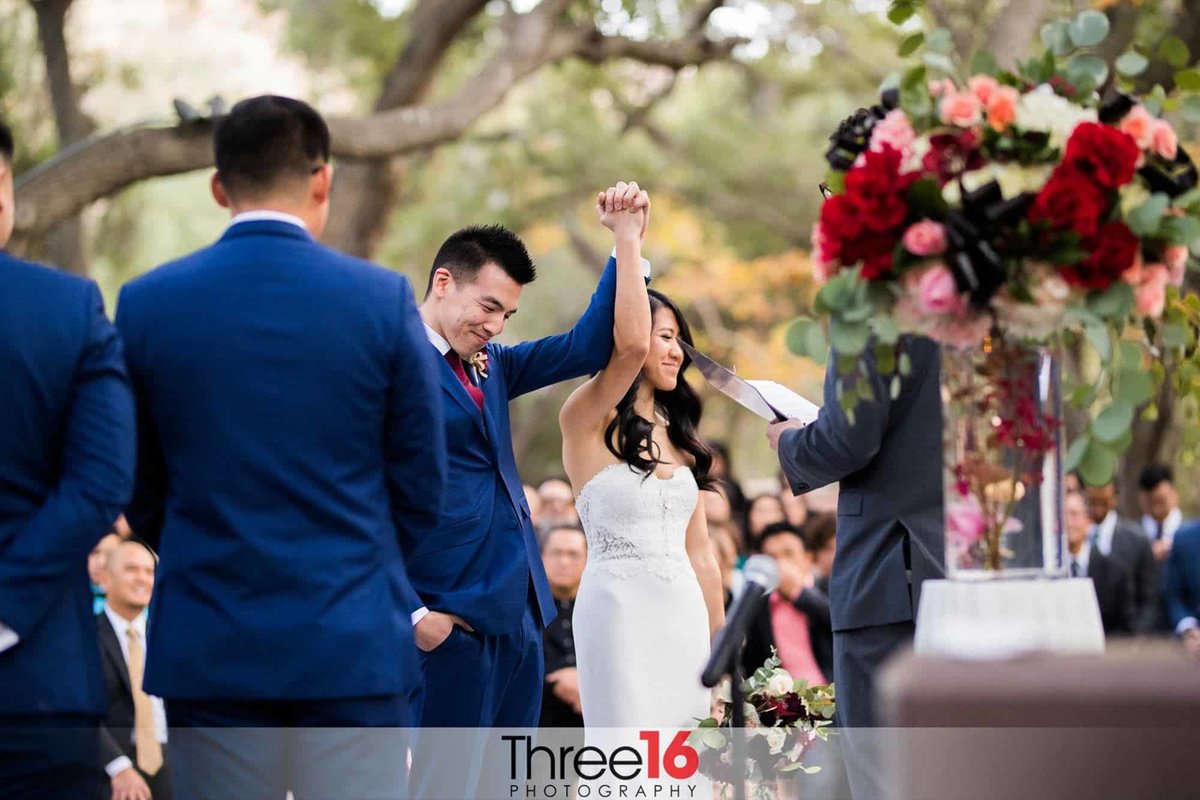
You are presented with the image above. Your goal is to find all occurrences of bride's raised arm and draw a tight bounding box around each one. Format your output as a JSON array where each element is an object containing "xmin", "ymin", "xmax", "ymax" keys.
[{"xmin": 559, "ymin": 182, "xmax": 651, "ymax": 453}]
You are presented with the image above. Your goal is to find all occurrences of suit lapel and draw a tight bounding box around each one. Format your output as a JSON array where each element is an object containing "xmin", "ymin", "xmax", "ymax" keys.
[
  {"xmin": 439, "ymin": 359, "xmax": 488, "ymax": 439},
  {"xmin": 97, "ymin": 613, "xmax": 132, "ymax": 694}
]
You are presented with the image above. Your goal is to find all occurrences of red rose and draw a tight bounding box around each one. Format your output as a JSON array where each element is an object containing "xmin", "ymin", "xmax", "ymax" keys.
[
  {"xmin": 1063, "ymin": 122, "xmax": 1140, "ymax": 189},
  {"xmin": 844, "ymin": 145, "xmax": 918, "ymax": 234},
  {"xmin": 818, "ymin": 193, "xmax": 861, "ymax": 251},
  {"xmin": 1028, "ymin": 166, "xmax": 1109, "ymax": 238},
  {"xmin": 1064, "ymin": 221, "xmax": 1140, "ymax": 290}
]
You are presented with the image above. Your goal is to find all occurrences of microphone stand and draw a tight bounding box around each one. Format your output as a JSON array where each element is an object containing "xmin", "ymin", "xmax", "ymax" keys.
[{"xmin": 728, "ymin": 656, "xmax": 748, "ymax": 800}]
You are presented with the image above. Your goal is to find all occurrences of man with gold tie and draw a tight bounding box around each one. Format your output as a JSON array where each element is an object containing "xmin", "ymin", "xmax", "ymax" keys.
[{"xmin": 97, "ymin": 539, "xmax": 171, "ymax": 800}]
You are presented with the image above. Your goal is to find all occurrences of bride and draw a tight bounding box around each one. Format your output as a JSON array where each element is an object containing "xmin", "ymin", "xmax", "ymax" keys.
[{"xmin": 559, "ymin": 181, "xmax": 725, "ymax": 728}]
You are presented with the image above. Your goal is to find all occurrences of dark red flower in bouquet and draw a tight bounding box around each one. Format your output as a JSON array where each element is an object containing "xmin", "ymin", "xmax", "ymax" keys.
[
  {"xmin": 922, "ymin": 130, "xmax": 984, "ymax": 186},
  {"xmin": 818, "ymin": 193, "xmax": 861, "ymax": 250},
  {"xmin": 1064, "ymin": 122, "xmax": 1140, "ymax": 189},
  {"xmin": 1028, "ymin": 167, "xmax": 1109, "ymax": 238},
  {"xmin": 1064, "ymin": 221, "xmax": 1140, "ymax": 290},
  {"xmin": 844, "ymin": 145, "xmax": 918, "ymax": 234}
]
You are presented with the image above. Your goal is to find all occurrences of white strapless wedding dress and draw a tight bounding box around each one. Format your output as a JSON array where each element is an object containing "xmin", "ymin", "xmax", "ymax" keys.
[{"xmin": 574, "ymin": 462, "xmax": 711, "ymax": 728}]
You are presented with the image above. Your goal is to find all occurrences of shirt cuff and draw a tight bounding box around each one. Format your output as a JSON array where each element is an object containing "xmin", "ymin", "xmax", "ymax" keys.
[
  {"xmin": 0, "ymin": 623, "xmax": 19, "ymax": 653},
  {"xmin": 1176, "ymin": 616, "xmax": 1199, "ymax": 637},
  {"xmin": 610, "ymin": 247, "xmax": 651, "ymax": 280},
  {"xmin": 411, "ymin": 606, "xmax": 430, "ymax": 626},
  {"xmin": 105, "ymin": 756, "xmax": 134, "ymax": 779}
]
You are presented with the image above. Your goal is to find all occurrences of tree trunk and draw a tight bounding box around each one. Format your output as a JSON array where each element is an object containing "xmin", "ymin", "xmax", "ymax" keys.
[
  {"xmin": 986, "ymin": 0, "xmax": 1050, "ymax": 70},
  {"xmin": 31, "ymin": 0, "xmax": 92, "ymax": 274}
]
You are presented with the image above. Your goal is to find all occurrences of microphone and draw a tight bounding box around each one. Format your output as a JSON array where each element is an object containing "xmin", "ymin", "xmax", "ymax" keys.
[{"xmin": 700, "ymin": 555, "xmax": 780, "ymax": 688}]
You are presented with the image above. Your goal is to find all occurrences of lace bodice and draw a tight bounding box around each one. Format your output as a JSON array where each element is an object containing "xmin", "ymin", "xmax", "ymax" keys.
[{"xmin": 575, "ymin": 462, "xmax": 699, "ymax": 581}]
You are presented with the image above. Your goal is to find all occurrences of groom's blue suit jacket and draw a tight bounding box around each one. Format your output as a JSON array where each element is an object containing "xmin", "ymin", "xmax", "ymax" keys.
[
  {"xmin": 0, "ymin": 254, "xmax": 135, "ymax": 716},
  {"xmin": 116, "ymin": 220, "xmax": 446, "ymax": 701},
  {"xmin": 402, "ymin": 257, "xmax": 617, "ymax": 636}
]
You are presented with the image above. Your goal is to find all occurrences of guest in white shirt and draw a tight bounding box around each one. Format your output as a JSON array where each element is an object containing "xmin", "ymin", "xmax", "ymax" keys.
[
  {"xmin": 1066, "ymin": 492, "xmax": 1134, "ymax": 636},
  {"xmin": 97, "ymin": 539, "xmax": 171, "ymax": 800},
  {"xmin": 1084, "ymin": 479, "xmax": 1159, "ymax": 634},
  {"xmin": 1138, "ymin": 463, "xmax": 1188, "ymax": 564}
]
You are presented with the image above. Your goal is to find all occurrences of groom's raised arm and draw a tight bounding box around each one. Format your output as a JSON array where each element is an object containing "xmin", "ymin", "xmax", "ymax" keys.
[
  {"xmin": 491, "ymin": 254, "xmax": 620, "ymax": 400},
  {"xmin": 776, "ymin": 342, "xmax": 895, "ymax": 495}
]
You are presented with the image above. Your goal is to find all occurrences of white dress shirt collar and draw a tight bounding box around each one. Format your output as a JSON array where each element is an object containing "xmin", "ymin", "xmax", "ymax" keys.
[
  {"xmin": 1090, "ymin": 510, "xmax": 1118, "ymax": 556},
  {"xmin": 423, "ymin": 323, "xmax": 451, "ymax": 356},
  {"xmin": 227, "ymin": 210, "xmax": 309, "ymax": 232},
  {"xmin": 1066, "ymin": 541, "xmax": 1092, "ymax": 577},
  {"xmin": 1143, "ymin": 508, "xmax": 1183, "ymax": 546},
  {"xmin": 103, "ymin": 603, "xmax": 146, "ymax": 650}
]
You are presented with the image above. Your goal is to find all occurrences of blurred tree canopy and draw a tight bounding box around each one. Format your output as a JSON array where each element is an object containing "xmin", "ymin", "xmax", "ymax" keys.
[{"xmin": 2, "ymin": 0, "xmax": 1197, "ymax": 507}]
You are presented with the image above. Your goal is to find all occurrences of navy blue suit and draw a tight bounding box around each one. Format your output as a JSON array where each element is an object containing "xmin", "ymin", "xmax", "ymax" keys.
[
  {"xmin": 407, "ymin": 256, "xmax": 617, "ymax": 731},
  {"xmin": 0, "ymin": 253, "xmax": 135, "ymax": 799},
  {"xmin": 116, "ymin": 219, "xmax": 446, "ymax": 800},
  {"xmin": 1164, "ymin": 521, "xmax": 1200, "ymax": 634}
]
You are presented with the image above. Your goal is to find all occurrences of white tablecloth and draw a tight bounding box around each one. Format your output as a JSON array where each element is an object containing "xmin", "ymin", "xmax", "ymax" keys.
[{"xmin": 914, "ymin": 578, "xmax": 1105, "ymax": 658}]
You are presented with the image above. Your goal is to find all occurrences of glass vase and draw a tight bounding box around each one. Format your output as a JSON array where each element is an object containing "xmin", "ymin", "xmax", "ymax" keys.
[{"xmin": 941, "ymin": 335, "xmax": 1064, "ymax": 579}]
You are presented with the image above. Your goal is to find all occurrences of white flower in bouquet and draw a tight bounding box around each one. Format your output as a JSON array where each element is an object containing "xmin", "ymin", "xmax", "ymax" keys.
[
  {"xmin": 1015, "ymin": 85, "xmax": 1097, "ymax": 148},
  {"xmin": 962, "ymin": 163, "xmax": 1054, "ymax": 199},
  {"xmin": 765, "ymin": 669, "xmax": 794, "ymax": 697},
  {"xmin": 991, "ymin": 268, "xmax": 1073, "ymax": 341},
  {"xmin": 764, "ymin": 726, "xmax": 788, "ymax": 755},
  {"xmin": 715, "ymin": 679, "xmax": 732, "ymax": 705}
]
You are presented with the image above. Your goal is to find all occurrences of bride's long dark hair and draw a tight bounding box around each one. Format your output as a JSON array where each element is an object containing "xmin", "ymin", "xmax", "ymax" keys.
[{"xmin": 604, "ymin": 289, "xmax": 714, "ymax": 490}]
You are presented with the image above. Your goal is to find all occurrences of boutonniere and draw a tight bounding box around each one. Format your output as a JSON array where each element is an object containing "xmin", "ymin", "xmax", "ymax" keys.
[{"xmin": 466, "ymin": 350, "xmax": 489, "ymax": 379}]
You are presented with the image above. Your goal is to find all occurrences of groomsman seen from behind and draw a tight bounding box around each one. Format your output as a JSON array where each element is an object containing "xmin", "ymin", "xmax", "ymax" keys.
[
  {"xmin": 115, "ymin": 95, "xmax": 445, "ymax": 800},
  {"xmin": 0, "ymin": 118, "xmax": 136, "ymax": 800}
]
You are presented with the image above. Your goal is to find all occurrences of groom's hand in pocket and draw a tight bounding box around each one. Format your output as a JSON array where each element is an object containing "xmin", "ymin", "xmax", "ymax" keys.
[
  {"xmin": 415, "ymin": 610, "xmax": 474, "ymax": 652},
  {"xmin": 546, "ymin": 667, "xmax": 581, "ymax": 713}
]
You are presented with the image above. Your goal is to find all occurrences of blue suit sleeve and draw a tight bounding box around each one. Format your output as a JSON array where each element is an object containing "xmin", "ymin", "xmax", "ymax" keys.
[
  {"xmin": 0, "ymin": 283, "xmax": 135, "ymax": 639},
  {"xmin": 1163, "ymin": 532, "xmax": 1194, "ymax": 631},
  {"xmin": 777, "ymin": 342, "xmax": 894, "ymax": 494},
  {"xmin": 492, "ymin": 256, "xmax": 617, "ymax": 400},
  {"xmin": 386, "ymin": 277, "xmax": 447, "ymax": 543},
  {"xmin": 115, "ymin": 288, "xmax": 167, "ymax": 550}
]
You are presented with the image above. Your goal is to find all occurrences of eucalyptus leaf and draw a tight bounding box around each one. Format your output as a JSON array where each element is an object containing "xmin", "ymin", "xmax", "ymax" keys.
[
  {"xmin": 899, "ymin": 351, "xmax": 913, "ymax": 377},
  {"xmin": 1126, "ymin": 193, "xmax": 1170, "ymax": 236},
  {"xmin": 786, "ymin": 318, "xmax": 812, "ymax": 357},
  {"xmin": 873, "ymin": 315, "xmax": 900, "ymax": 346},
  {"xmin": 830, "ymin": 317, "xmax": 870, "ymax": 356},
  {"xmin": 1163, "ymin": 321, "xmax": 1189, "ymax": 349},
  {"xmin": 1176, "ymin": 69, "xmax": 1200, "ymax": 92},
  {"xmin": 890, "ymin": 375, "xmax": 902, "ymax": 400},
  {"xmin": 1180, "ymin": 96, "xmax": 1200, "ymax": 124},
  {"xmin": 887, "ymin": 2, "xmax": 914, "ymax": 26},
  {"xmin": 1115, "ymin": 51, "xmax": 1149, "ymax": 77},
  {"xmin": 1159, "ymin": 36, "xmax": 1190, "ymax": 69},
  {"xmin": 1084, "ymin": 321, "xmax": 1113, "ymax": 363},
  {"xmin": 1068, "ymin": 10, "xmax": 1110, "ymax": 48},
  {"xmin": 1116, "ymin": 367, "xmax": 1155, "ymax": 405},
  {"xmin": 1092, "ymin": 402, "xmax": 1134, "ymax": 444},
  {"xmin": 927, "ymin": 29, "xmax": 953, "ymax": 54},
  {"xmin": 1088, "ymin": 283, "xmax": 1136, "ymax": 321},
  {"xmin": 1064, "ymin": 435, "xmax": 1090, "ymax": 472},
  {"xmin": 1161, "ymin": 215, "xmax": 1200, "ymax": 246},
  {"xmin": 1040, "ymin": 20, "xmax": 1072, "ymax": 56},
  {"xmin": 1065, "ymin": 54, "xmax": 1109, "ymax": 92},
  {"xmin": 899, "ymin": 32, "xmax": 924, "ymax": 57},
  {"xmin": 1078, "ymin": 438, "xmax": 1117, "ymax": 486},
  {"xmin": 923, "ymin": 52, "xmax": 957, "ymax": 75}
]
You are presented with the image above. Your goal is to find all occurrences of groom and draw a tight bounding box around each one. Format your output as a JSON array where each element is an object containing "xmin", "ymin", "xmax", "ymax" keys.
[
  {"xmin": 767, "ymin": 336, "xmax": 944, "ymax": 799},
  {"xmin": 407, "ymin": 185, "xmax": 649, "ymax": 731},
  {"xmin": 117, "ymin": 96, "xmax": 446, "ymax": 799}
]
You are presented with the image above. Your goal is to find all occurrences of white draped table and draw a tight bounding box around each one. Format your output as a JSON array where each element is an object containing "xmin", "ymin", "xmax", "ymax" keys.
[{"xmin": 914, "ymin": 578, "xmax": 1106, "ymax": 657}]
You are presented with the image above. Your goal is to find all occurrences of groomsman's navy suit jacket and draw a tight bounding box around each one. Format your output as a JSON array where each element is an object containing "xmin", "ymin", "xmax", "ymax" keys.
[
  {"xmin": 0, "ymin": 253, "xmax": 135, "ymax": 716},
  {"xmin": 116, "ymin": 219, "xmax": 446, "ymax": 702},
  {"xmin": 402, "ymin": 256, "xmax": 617, "ymax": 636}
]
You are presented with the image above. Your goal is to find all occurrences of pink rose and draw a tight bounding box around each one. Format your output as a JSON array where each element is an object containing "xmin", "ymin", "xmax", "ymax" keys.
[
  {"xmin": 1164, "ymin": 244, "xmax": 1189, "ymax": 287},
  {"xmin": 930, "ymin": 311, "xmax": 992, "ymax": 350},
  {"xmin": 1151, "ymin": 119, "xmax": 1178, "ymax": 161},
  {"xmin": 946, "ymin": 493, "xmax": 986, "ymax": 547},
  {"xmin": 939, "ymin": 90, "xmax": 983, "ymax": 128},
  {"xmin": 903, "ymin": 220, "xmax": 948, "ymax": 256},
  {"xmin": 968, "ymin": 75, "xmax": 1000, "ymax": 106},
  {"xmin": 928, "ymin": 78, "xmax": 957, "ymax": 98},
  {"xmin": 1118, "ymin": 104, "xmax": 1155, "ymax": 150},
  {"xmin": 870, "ymin": 109, "xmax": 916, "ymax": 156},
  {"xmin": 810, "ymin": 222, "xmax": 837, "ymax": 283},
  {"xmin": 916, "ymin": 263, "xmax": 966, "ymax": 316},
  {"xmin": 1135, "ymin": 264, "xmax": 1169, "ymax": 317},
  {"xmin": 986, "ymin": 86, "xmax": 1019, "ymax": 133}
]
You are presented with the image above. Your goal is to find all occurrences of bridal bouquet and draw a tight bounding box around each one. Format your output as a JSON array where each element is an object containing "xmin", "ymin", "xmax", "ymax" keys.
[{"xmin": 689, "ymin": 652, "xmax": 835, "ymax": 800}]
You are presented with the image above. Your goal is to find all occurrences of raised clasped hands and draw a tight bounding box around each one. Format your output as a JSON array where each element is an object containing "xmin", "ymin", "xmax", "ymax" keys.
[{"xmin": 596, "ymin": 181, "xmax": 649, "ymax": 242}]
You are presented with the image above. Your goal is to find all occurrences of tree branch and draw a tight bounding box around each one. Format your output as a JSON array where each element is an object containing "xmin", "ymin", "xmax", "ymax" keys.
[
  {"xmin": 985, "ymin": 0, "xmax": 1049, "ymax": 69},
  {"xmin": 13, "ymin": 3, "xmax": 744, "ymax": 252}
]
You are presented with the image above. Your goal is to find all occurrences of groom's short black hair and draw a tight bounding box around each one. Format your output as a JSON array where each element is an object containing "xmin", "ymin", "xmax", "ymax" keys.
[
  {"xmin": 0, "ymin": 119, "xmax": 13, "ymax": 164},
  {"xmin": 214, "ymin": 95, "xmax": 329, "ymax": 200},
  {"xmin": 426, "ymin": 224, "xmax": 536, "ymax": 296}
]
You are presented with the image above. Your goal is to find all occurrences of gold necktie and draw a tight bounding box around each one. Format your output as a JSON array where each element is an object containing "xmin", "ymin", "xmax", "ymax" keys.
[{"xmin": 126, "ymin": 628, "xmax": 164, "ymax": 775}]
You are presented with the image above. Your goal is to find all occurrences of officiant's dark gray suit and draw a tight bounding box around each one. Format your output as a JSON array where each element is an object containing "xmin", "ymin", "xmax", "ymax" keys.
[{"xmin": 776, "ymin": 336, "xmax": 944, "ymax": 797}]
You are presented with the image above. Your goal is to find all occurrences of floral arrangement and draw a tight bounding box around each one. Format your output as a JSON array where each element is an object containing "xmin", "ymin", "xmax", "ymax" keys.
[
  {"xmin": 689, "ymin": 652, "xmax": 835, "ymax": 800},
  {"xmin": 789, "ymin": 8, "xmax": 1200, "ymax": 500}
]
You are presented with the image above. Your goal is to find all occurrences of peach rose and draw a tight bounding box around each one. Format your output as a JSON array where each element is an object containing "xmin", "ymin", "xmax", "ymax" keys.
[
  {"xmin": 986, "ymin": 86, "xmax": 1020, "ymax": 133},
  {"xmin": 1151, "ymin": 119, "xmax": 1178, "ymax": 161},
  {"xmin": 968, "ymin": 75, "xmax": 1000, "ymax": 106},
  {"xmin": 1164, "ymin": 244, "xmax": 1189, "ymax": 287},
  {"xmin": 870, "ymin": 109, "xmax": 916, "ymax": 156},
  {"xmin": 1118, "ymin": 104, "xmax": 1156, "ymax": 150},
  {"xmin": 939, "ymin": 90, "xmax": 983, "ymax": 128},
  {"xmin": 929, "ymin": 78, "xmax": 957, "ymax": 98},
  {"xmin": 1135, "ymin": 264, "xmax": 1169, "ymax": 317}
]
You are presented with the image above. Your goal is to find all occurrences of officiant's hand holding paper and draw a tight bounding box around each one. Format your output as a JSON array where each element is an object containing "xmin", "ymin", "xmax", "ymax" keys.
[{"xmin": 766, "ymin": 418, "xmax": 805, "ymax": 453}]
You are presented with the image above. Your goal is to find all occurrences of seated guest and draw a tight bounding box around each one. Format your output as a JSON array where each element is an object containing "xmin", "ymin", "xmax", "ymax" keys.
[
  {"xmin": 706, "ymin": 439, "xmax": 747, "ymax": 522},
  {"xmin": 538, "ymin": 476, "xmax": 579, "ymax": 530},
  {"xmin": 803, "ymin": 512, "xmax": 837, "ymax": 587},
  {"xmin": 89, "ymin": 532, "xmax": 123, "ymax": 616},
  {"xmin": 710, "ymin": 527, "xmax": 741, "ymax": 608},
  {"xmin": 1085, "ymin": 480, "xmax": 1159, "ymax": 634},
  {"xmin": 745, "ymin": 493, "xmax": 787, "ymax": 543},
  {"xmin": 97, "ymin": 538, "xmax": 172, "ymax": 800},
  {"xmin": 540, "ymin": 525, "xmax": 587, "ymax": 727},
  {"xmin": 780, "ymin": 487, "xmax": 809, "ymax": 530},
  {"xmin": 523, "ymin": 484, "xmax": 544, "ymax": 539},
  {"xmin": 1065, "ymin": 492, "xmax": 1134, "ymax": 636},
  {"xmin": 742, "ymin": 522, "xmax": 833, "ymax": 686},
  {"xmin": 1163, "ymin": 519, "xmax": 1200, "ymax": 655}
]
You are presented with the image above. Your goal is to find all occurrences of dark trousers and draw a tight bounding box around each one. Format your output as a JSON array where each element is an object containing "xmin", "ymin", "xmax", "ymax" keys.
[
  {"xmin": 834, "ymin": 621, "xmax": 914, "ymax": 800},
  {"xmin": 166, "ymin": 695, "xmax": 410, "ymax": 800},
  {"xmin": 0, "ymin": 714, "xmax": 101, "ymax": 800},
  {"xmin": 411, "ymin": 604, "xmax": 542, "ymax": 799}
]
